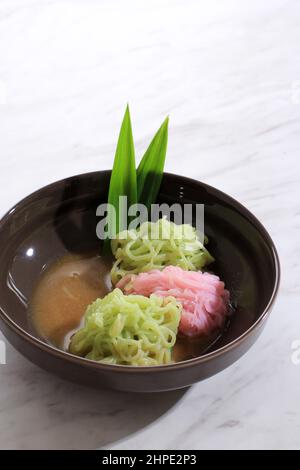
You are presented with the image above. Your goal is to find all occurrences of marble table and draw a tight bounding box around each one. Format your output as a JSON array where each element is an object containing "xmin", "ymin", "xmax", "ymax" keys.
[{"xmin": 0, "ymin": 0, "xmax": 299, "ymax": 450}]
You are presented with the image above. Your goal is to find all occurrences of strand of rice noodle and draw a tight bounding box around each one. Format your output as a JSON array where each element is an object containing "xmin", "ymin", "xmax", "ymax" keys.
[
  {"xmin": 69, "ymin": 288, "xmax": 181, "ymax": 366},
  {"xmin": 110, "ymin": 218, "xmax": 214, "ymax": 284}
]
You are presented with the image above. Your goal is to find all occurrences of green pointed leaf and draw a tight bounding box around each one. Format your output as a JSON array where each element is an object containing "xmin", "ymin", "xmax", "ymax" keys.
[
  {"xmin": 137, "ymin": 117, "xmax": 169, "ymax": 211},
  {"xmin": 103, "ymin": 105, "xmax": 137, "ymax": 254}
]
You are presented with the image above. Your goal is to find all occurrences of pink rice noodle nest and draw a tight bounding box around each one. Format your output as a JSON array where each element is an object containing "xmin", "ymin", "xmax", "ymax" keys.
[{"xmin": 116, "ymin": 266, "xmax": 230, "ymax": 337}]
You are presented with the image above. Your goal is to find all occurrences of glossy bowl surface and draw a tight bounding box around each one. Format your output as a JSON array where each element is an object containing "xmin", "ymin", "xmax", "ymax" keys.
[{"xmin": 0, "ymin": 171, "xmax": 280, "ymax": 392}]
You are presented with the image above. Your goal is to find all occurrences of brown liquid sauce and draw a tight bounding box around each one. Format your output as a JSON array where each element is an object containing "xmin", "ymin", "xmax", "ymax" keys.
[
  {"xmin": 30, "ymin": 254, "xmax": 111, "ymax": 349},
  {"xmin": 173, "ymin": 331, "xmax": 222, "ymax": 362},
  {"xmin": 31, "ymin": 254, "xmax": 222, "ymax": 362}
]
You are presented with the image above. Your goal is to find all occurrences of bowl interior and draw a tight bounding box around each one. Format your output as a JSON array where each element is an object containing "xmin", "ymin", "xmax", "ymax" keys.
[{"xmin": 0, "ymin": 171, "xmax": 278, "ymax": 356}]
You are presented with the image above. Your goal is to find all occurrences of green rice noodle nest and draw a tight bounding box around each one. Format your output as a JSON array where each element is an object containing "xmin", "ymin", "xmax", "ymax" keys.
[
  {"xmin": 69, "ymin": 288, "xmax": 181, "ymax": 366},
  {"xmin": 110, "ymin": 218, "xmax": 214, "ymax": 284}
]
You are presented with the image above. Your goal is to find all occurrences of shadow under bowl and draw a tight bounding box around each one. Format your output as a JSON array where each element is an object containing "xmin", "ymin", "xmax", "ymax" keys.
[{"xmin": 0, "ymin": 171, "xmax": 280, "ymax": 392}]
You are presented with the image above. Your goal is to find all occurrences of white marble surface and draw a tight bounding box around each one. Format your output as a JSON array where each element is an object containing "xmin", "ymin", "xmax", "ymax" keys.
[{"xmin": 0, "ymin": 0, "xmax": 299, "ymax": 450}]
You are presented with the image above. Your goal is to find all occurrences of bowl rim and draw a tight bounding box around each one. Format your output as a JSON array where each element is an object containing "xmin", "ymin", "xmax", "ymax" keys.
[{"xmin": 0, "ymin": 170, "xmax": 281, "ymax": 373}]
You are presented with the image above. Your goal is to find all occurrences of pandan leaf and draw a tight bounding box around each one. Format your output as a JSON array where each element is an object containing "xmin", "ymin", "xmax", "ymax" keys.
[
  {"xmin": 137, "ymin": 117, "xmax": 169, "ymax": 211},
  {"xmin": 103, "ymin": 105, "xmax": 137, "ymax": 253}
]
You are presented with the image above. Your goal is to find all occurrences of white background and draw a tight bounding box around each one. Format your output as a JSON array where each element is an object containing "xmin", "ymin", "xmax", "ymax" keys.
[{"xmin": 0, "ymin": 0, "xmax": 299, "ymax": 450}]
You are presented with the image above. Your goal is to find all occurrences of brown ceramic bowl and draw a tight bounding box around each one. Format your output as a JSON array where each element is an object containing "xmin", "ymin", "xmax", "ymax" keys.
[{"xmin": 0, "ymin": 171, "xmax": 280, "ymax": 392}]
